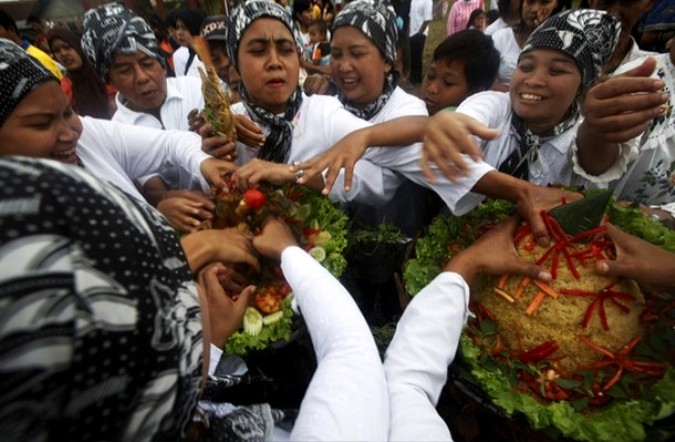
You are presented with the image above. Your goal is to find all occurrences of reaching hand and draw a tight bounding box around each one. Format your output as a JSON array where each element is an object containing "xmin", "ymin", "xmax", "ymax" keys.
[
  {"xmin": 422, "ymin": 112, "xmax": 495, "ymax": 182},
  {"xmin": 445, "ymin": 216, "xmax": 551, "ymax": 285},
  {"xmin": 157, "ymin": 190, "xmax": 215, "ymax": 233},
  {"xmin": 252, "ymin": 218, "xmax": 298, "ymax": 261},
  {"xmin": 200, "ymin": 158, "xmax": 239, "ymax": 189},
  {"xmin": 595, "ymin": 224, "xmax": 675, "ymax": 288},
  {"xmin": 234, "ymin": 158, "xmax": 296, "ymax": 189},
  {"xmin": 188, "ymin": 108, "xmax": 206, "ymax": 133},
  {"xmin": 198, "ymin": 263, "xmax": 256, "ymax": 348},
  {"xmin": 581, "ymin": 58, "xmax": 667, "ymax": 144},
  {"xmin": 514, "ymin": 184, "xmax": 582, "ymax": 247},
  {"xmin": 291, "ymin": 129, "xmax": 370, "ymax": 195},
  {"xmin": 199, "ymin": 121, "xmax": 238, "ymax": 160}
]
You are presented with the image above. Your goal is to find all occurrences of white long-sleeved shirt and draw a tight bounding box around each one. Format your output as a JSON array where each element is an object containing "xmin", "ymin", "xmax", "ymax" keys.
[
  {"xmin": 209, "ymin": 246, "xmax": 390, "ymax": 440},
  {"xmin": 453, "ymin": 91, "xmax": 612, "ymax": 213},
  {"xmin": 77, "ymin": 117, "xmax": 211, "ymax": 200},
  {"xmin": 233, "ymin": 94, "xmax": 494, "ymax": 214},
  {"xmin": 112, "ymin": 76, "xmax": 204, "ymax": 131},
  {"xmin": 112, "ymin": 76, "xmax": 205, "ymax": 190},
  {"xmin": 492, "ymin": 27, "xmax": 520, "ymax": 86},
  {"xmin": 384, "ymin": 272, "xmax": 470, "ymax": 441}
]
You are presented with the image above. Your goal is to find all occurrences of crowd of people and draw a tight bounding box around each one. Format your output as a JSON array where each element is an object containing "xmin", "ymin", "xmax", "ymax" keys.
[{"xmin": 0, "ymin": 0, "xmax": 674, "ymax": 440}]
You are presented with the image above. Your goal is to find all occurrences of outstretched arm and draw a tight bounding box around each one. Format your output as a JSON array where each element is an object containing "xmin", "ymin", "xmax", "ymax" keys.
[
  {"xmin": 575, "ymin": 58, "xmax": 666, "ymax": 177},
  {"xmin": 252, "ymin": 219, "xmax": 388, "ymax": 440},
  {"xmin": 385, "ymin": 217, "xmax": 549, "ymax": 441}
]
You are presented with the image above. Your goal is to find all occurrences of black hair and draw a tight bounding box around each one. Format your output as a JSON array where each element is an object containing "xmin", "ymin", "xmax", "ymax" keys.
[
  {"xmin": 0, "ymin": 10, "xmax": 19, "ymax": 34},
  {"xmin": 308, "ymin": 19, "xmax": 328, "ymax": 36},
  {"xmin": 26, "ymin": 15, "xmax": 41, "ymax": 25},
  {"xmin": 497, "ymin": 0, "xmax": 515, "ymax": 19},
  {"xmin": 293, "ymin": 0, "xmax": 313, "ymax": 18},
  {"xmin": 396, "ymin": 31, "xmax": 411, "ymax": 80},
  {"xmin": 432, "ymin": 30, "xmax": 499, "ymax": 94},
  {"xmin": 486, "ymin": 9, "xmax": 500, "ymax": 25},
  {"xmin": 174, "ymin": 8, "xmax": 206, "ymax": 36},
  {"xmin": 466, "ymin": 8, "xmax": 486, "ymax": 29}
]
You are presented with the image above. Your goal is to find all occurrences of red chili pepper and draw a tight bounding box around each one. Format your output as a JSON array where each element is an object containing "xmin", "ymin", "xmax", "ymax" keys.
[
  {"xmin": 243, "ymin": 188, "xmax": 266, "ymax": 210},
  {"xmin": 519, "ymin": 341, "xmax": 560, "ymax": 363}
]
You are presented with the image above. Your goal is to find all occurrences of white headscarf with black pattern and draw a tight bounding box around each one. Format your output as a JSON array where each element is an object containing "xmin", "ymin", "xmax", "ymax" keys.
[
  {"xmin": 227, "ymin": 0, "xmax": 304, "ymax": 164},
  {"xmin": 499, "ymin": 9, "xmax": 621, "ymax": 180},
  {"xmin": 331, "ymin": 0, "xmax": 400, "ymax": 120},
  {"xmin": 0, "ymin": 39, "xmax": 58, "ymax": 127},
  {"xmin": 520, "ymin": 9, "xmax": 621, "ymax": 94},
  {"xmin": 81, "ymin": 2, "xmax": 165, "ymax": 81}
]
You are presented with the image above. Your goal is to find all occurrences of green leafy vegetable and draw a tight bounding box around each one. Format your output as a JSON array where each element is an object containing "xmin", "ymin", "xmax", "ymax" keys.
[
  {"xmin": 406, "ymin": 197, "xmax": 675, "ymax": 440},
  {"xmin": 549, "ymin": 189, "xmax": 613, "ymax": 236},
  {"xmin": 226, "ymin": 296, "xmax": 295, "ymax": 356}
]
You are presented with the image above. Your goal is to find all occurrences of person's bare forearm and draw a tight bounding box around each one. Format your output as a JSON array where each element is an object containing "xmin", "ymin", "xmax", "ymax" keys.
[
  {"xmin": 471, "ymin": 171, "xmax": 531, "ymax": 202},
  {"xmin": 180, "ymin": 231, "xmax": 215, "ymax": 274}
]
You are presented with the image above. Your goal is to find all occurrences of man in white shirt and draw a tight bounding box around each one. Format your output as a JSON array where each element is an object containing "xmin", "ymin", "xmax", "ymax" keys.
[{"xmin": 408, "ymin": 0, "xmax": 433, "ymax": 84}]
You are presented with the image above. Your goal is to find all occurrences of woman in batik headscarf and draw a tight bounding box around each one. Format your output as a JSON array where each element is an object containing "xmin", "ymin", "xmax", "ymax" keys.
[
  {"xmin": 0, "ymin": 37, "xmax": 226, "ymax": 202},
  {"xmin": 0, "ymin": 154, "xmax": 264, "ymax": 440},
  {"xmin": 225, "ymin": 0, "xmax": 499, "ymax": 219},
  {"xmin": 423, "ymin": 9, "xmax": 633, "ymax": 193}
]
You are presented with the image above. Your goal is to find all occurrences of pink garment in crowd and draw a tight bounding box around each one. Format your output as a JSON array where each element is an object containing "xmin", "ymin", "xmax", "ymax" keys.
[{"xmin": 446, "ymin": 0, "xmax": 484, "ymax": 36}]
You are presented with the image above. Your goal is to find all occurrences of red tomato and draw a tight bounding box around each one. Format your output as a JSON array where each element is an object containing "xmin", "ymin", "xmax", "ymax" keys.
[{"xmin": 243, "ymin": 189, "xmax": 266, "ymax": 210}]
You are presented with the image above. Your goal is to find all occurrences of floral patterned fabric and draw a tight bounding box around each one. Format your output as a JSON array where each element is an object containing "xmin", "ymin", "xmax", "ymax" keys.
[
  {"xmin": 0, "ymin": 157, "xmax": 203, "ymax": 440},
  {"xmin": 613, "ymin": 53, "xmax": 675, "ymax": 206}
]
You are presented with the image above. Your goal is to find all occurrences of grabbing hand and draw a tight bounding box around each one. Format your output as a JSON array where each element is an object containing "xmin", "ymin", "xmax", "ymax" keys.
[
  {"xmin": 252, "ymin": 218, "xmax": 298, "ymax": 261},
  {"xmin": 234, "ymin": 158, "xmax": 295, "ymax": 189},
  {"xmin": 188, "ymin": 108, "xmax": 206, "ymax": 133},
  {"xmin": 198, "ymin": 263, "xmax": 256, "ymax": 348},
  {"xmin": 200, "ymin": 158, "xmax": 239, "ymax": 189},
  {"xmin": 594, "ymin": 224, "xmax": 675, "ymax": 288},
  {"xmin": 422, "ymin": 112, "xmax": 495, "ymax": 182},
  {"xmin": 581, "ymin": 58, "xmax": 667, "ymax": 144},
  {"xmin": 445, "ymin": 216, "xmax": 551, "ymax": 285},
  {"xmin": 291, "ymin": 129, "xmax": 370, "ymax": 195},
  {"xmin": 199, "ymin": 121, "xmax": 238, "ymax": 160},
  {"xmin": 514, "ymin": 184, "xmax": 582, "ymax": 247},
  {"xmin": 157, "ymin": 190, "xmax": 215, "ymax": 233},
  {"xmin": 235, "ymin": 114, "xmax": 265, "ymax": 148},
  {"xmin": 181, "ymin": 227, "xmax": 261, "ymax": 274}
]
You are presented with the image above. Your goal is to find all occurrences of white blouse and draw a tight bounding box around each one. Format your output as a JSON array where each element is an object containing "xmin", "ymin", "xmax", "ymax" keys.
[{"xmin": 492, "ymin": 27, "xmax": 520, "ymax": 86}]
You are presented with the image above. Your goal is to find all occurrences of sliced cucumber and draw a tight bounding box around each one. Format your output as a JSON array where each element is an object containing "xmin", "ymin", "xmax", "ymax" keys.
[
  {"xmin": 243, "ymin": 307, "xmax": 263, "ymax": 336},
  {"xmin": 262, "ymin": 311, "xmax": 284, "ymax": 325},
  {"xmin": 309, "ymin": 246, "xmax": 326, "ymax": 262}
]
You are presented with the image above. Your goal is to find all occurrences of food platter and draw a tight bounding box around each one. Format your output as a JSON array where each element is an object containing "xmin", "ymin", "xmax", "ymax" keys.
[
  {"xmin": 199, "ymin": 178, "xmax": 349, "ymax": 356},
  {"xmin": 404, "ymin": 197, "xmax": 675, "ymax": 441}
]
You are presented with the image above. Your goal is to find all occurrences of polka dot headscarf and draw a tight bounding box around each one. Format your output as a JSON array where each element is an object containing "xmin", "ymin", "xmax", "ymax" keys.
[
  {"xmin": 0, "ymin": 38, "xmax": 57, "ymax": 127},
  {"xmin": 227, "ymin": 0, "xmax": 304, "ymax": 70},
  {"xmin": 81, "ymin": 2, "xmax": 164, "ymax": 81},
  {"xmin": 521, "ymin": 9, "xmax": 621, "ymax": 93},
  {"xmin": 332, "ymin": 0, "xmax": 398, "ymax": 68}
]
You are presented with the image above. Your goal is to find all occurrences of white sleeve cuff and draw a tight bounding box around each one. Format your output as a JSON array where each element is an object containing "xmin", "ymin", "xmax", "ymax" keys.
[
  {"xmin": 571, "ymin": 138, "xmax": 636, "ymax": 183},
  {"xmin": 208, "ymin": 343, "xmax": 224, "ymax": 376}
]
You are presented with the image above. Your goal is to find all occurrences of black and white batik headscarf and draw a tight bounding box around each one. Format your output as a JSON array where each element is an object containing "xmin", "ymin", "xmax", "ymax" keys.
[
  {"xmin": 0, "ymin": 156, "xmax": 203, "ymax": 440},
  {"xmin": 81, "ymin": 2, "xmax": 165, "ymax": 81},
  {"xmin": 0, "ymin": 38, "xmax": 57, "ymax": 127},
  {"xmin": 332, "ymin": 0, "xmax": 400, "ymax": 120},
  {"xmin": 227, "ymin": 0, "xmax": 304, "ymax": 164},
  {"xmin": 499, "ymin": 9, "xmax": 621, "ymax": 180}
]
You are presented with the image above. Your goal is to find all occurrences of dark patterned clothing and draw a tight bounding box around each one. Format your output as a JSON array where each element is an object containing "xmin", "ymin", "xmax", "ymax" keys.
[
  {"xmin": 0, "ymin": 38, "xmax": 58, "ymax": 127},
  {"xmin": 0, "ymin": 157, "xmax": 203, "ymax": 441}
]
